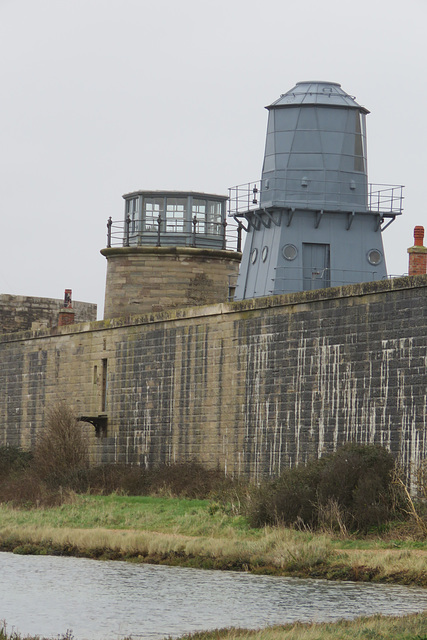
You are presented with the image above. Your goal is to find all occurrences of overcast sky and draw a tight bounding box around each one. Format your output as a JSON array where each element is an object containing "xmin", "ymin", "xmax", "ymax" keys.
[{"xmin": 1, "ymin": 0, "xmax": 425, "ymax": 318}]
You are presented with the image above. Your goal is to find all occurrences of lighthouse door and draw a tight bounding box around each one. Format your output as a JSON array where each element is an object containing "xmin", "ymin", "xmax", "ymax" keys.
[{"xmin": 303, "ymin": 243, "xmax": 330, "ymax": 291}]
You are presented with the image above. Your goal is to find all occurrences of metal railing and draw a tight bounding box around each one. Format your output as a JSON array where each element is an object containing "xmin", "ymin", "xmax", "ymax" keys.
[
  {"xmin": 106, "ymin": 215, "xmax": 245, "ymax": 252},
  {"xmin": 274, "ymin": 265, "xmax": 383, "ymax": 283},
  {"xmin": 368, "ymin": 183, "xmax": 404, "ymax": 214},
  {"xmin": 228, "ymin": 180, "xmax": 404, "ymax": 218}
]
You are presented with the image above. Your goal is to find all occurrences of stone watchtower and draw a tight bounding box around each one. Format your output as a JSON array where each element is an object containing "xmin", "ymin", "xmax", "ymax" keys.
[
  {"xmin": 230, "ymin": 81, "xmax": 404, "ymax": 299},
  {"xmin": 101, "ymin": 190, "xmax": 242, "ymax": 319}
]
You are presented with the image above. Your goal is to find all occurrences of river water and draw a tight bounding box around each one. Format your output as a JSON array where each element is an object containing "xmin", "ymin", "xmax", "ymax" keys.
[{"xmin": 1, "ymin": 552, "xmax": 427, "ymax": 640}]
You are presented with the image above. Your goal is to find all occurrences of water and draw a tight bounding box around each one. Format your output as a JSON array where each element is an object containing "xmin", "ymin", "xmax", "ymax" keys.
[{"xmin": 1, "ymin": 552, "xmax": 427, "ymax": 640}]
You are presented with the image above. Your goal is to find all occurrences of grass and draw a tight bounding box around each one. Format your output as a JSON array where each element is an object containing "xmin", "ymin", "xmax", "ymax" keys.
[
  {"xmin": 0, "ymin": 494, "xmax": 251, "ymax": 537},
  {"xmin": 0, "ymin": 495, "xmax": 427, "ymax": 585},
  {"xmin": 174, "ymin": 612, "xmax": 427, "ymax": 640},
  {"xmin": 1, "ymin": 613, "xmax": 427, "ymax": 640}
]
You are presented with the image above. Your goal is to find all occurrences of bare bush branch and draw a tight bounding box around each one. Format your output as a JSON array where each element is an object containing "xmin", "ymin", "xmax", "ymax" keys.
[{"xmin": 34, "ymin": 402, "xmax": 89, "ymax": 482}]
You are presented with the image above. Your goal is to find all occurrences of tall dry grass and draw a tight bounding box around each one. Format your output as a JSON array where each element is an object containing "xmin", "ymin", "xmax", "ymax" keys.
[
  {"xmin": 3, "ymin": 514, "xmax": 427, "ymax": 585},
  {"xmin": 173, "ymin": 612, "xmax": 427, "ymax": 640},
  {"xmin": 1, "ymin": 613, "xmax": 426, "ymax": 640}
]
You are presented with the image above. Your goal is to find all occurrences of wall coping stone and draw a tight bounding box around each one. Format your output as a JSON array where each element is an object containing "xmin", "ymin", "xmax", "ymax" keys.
[
  {"xmin": 100, "ymin": 246, "xmax": 242, "ymax": 260},
  {"xmin": 1, "ymin": 274, "xmax": 426, "ymax": 344}
]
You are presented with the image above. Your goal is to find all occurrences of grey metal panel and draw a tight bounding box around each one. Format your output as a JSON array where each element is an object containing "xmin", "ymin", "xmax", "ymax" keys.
[
  {"xmin": 292, "ymin": 130, "xmax": 323, "ymax": 153},
  {"xmin": 287, "ymin": 154, "xmax": 324, "ymax": 169},
  {"xmin": 273, "ymin": 153, "xmax": 290, "ymax": 170},
  {"xmin": 262, "ymin": 155, "xmax": 276, "ymax": 172},
  {"xmin": 294, "ymin": 106, "xmax": 318, "ymax": 129},
  {"xmin": 273, "ymin": 108, "xmax": 300, "ymax": 131},
  {"xmin": 275, "ymin": 131, "xmax": 296, "ymax": 150},
  {"xmin": 266, "ymin": 110, "xmax": 276, "ymax": 134},
  {"xmin": 320, "ymin": 132, "xmax": 345, "ymax": 154},
  {"xmin": 265, "ymin": 133, "xmax": 275, "ymax": 155},
  {"xmin": 317, "ymin": 108, "xmax": 349, "ymax": 131}
]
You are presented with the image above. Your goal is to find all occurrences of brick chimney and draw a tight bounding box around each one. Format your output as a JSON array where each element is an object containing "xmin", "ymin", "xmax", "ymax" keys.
[
  {"xmin": 407, "ymin": 226, "xmax": 427, "ymax": 276},
  {"xmin": 58, "ymin": 289, "xmax": 75, "ymax": 327}
]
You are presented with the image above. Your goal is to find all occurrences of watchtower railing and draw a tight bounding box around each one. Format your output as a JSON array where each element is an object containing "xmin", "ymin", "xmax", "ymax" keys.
[{"xmin": 106, "ymin": 215, "xmax": 244, "ymax": 252}]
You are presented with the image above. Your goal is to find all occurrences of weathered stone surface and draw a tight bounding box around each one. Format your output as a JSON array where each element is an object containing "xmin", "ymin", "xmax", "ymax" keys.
[
  {"xmin": 0, "ymin": 275, "xmax": 426, "ymax": 483},
  {"xmin": 0, "ymin": 295, "xmax": 97, "ymax": 334},
  {"xmin": 101, "ymin": 246, "xmax": 241, "ymax": 318}
]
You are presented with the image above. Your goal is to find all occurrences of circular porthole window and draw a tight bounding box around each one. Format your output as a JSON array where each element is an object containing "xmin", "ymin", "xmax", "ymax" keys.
[
  {"xmin": 282, "ymin": 244, "xmax": 298, "ymax": 261},
  {"xmin": 251, "ymin": 248, "xmax": 258, "ymax": 264},
  {"xmin": 367, "ymin": 249, "xmax": 382, "ymax": 266},
  {"xmin": 262, "ymin": 246, "xmax": 268, "ymax": 262}
]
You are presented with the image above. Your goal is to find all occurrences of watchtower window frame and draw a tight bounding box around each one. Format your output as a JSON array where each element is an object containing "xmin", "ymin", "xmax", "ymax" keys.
[
  {"xmin": 192, "ymin": 198, "xmax": 224, "ymax": 235},
  {"xmin": 165, "ymin": 197, "xmax": 186, "ymax": 232},
  {"xmin": 144, "ymin": 197, "xmax": 164, "ymax": 232},
  {"xmin": 126, "ymin": 197, "xmax": 140, "ymax": 235},
  {"xmin": 122, "ymin": 192, "xmax": 228, "ymax": 245}
]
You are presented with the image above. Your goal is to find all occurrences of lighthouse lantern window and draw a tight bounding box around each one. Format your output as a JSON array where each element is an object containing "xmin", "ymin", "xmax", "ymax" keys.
[
  {"xmin": 207, "ymin": 201, "xmax": 222, "ymax": 235},
  {"xmin": 166, "ymin": 197, "xmax": 186, "ymax": 232},
  {"xmin": 192, "ymin": 199, "xmax": 207, "ymax": 233},
  {"xmin": 126, "ymin": 197, "xmax": 139, "ymax": 234},
  {"xmin": 192, "ymin": 199, "xmax": 222, "ymax": 235},
  {"xmin": 144, "ymin": 197, "xmax": 164, "ymax": 231}
]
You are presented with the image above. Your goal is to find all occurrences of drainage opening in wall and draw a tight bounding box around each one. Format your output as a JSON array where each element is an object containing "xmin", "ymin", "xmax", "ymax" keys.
[{"xmin": 78, "ymin": 415, "xmax": 108, "ymax": 438}]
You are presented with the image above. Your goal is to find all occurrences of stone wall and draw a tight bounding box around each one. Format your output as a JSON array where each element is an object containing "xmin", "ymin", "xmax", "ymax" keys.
[
  {"xmin": 0, "ymin": 275, "xmax": 426, "ymax": 483},
  {"xmin": 101, "ymin": 246, "xmax": 241, "ymax": 318},
  {"xmin": 0, "ymin": 295, "xmax": 97, "ymax": 334}
]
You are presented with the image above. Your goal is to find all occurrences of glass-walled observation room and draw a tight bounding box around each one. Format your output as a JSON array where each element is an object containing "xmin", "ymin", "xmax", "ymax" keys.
[{"xmin": 123, "ymin": 191, "xmax": 228, "ymax": 249}]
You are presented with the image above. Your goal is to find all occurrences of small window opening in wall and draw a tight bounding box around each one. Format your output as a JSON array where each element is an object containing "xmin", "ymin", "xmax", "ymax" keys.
[
  {"xmin": 103, "ymin": 339, "xmax": 107, "ymax": 351},
  {"xmin": 93, "ymin": 365, "xmax": 98, "ymax": 384},
  {"xmin": 101, "ymin": 359, "xmax": 108, "ymax": 413}
]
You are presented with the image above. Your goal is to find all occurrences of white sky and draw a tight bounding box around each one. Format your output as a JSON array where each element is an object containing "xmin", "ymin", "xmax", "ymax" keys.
[{"xmin": 0, "ymin": 0, "xmax": 425, "ymax": 318}]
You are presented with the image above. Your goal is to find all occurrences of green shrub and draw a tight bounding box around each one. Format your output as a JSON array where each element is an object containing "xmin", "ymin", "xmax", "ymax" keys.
[
  {"xmin": 0, "ymin": 445, "xmax": 33, "ymax": 477},
  {"xmin": 247, "ymin": 444, "xmax": 401, "ymax": 532}
]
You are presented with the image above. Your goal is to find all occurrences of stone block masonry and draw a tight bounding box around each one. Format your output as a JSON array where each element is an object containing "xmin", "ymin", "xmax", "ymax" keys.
[
  {"xmin": 101, "ymin": 246, "xmax": 241, "ymax": 319},
  {"xmin": 0, "ymin": 295, "xmax": 97, "ymax": 334},
  {"xmin": 0, "ymin": 275, "xmax": 426, "ymax": 483}
]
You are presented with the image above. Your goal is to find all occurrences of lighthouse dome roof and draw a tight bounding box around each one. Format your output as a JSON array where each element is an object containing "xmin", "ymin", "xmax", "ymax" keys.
[{"xmin": 267, "ymin": 81, "xmax": 369, "ymax": 113}]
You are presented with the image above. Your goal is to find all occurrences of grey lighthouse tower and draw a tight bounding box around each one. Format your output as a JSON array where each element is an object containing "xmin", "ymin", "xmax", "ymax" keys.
[{"xmin": 231, "ymin": 81, "xmax": 403, "ymax": 299}]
